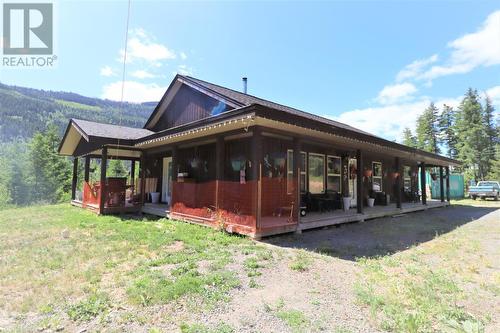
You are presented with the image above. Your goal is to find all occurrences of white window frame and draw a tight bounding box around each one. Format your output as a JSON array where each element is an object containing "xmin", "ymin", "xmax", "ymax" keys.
[
  {"xmin": 286, "ymin": 149, "xmax": 294, "ymax": 194},
  {"xmin": 308, "ymin": 153, "xmax": 326, "ymax": 194},
  {"xmin": 327, "ymin": 155, "xmax": 342, "ymax": 193},
  {"xmin": 372, "ymin": 161, "xmax": 383, "ymax": 191}
]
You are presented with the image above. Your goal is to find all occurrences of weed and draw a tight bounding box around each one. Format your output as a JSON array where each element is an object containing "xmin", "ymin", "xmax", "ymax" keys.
[
  {"xmin": 67, "ymin": 292, "xmax": 110, "ymax": 321},
  {"xmin": 289, "ymin": 250, "xmax": 312, "ymax": 272}
]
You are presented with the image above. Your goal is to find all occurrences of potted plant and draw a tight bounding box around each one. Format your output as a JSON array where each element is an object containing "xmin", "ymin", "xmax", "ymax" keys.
[
  {"xmin": 364, "ymin": 168, "xmax": 373, "ymax": 178},
  {"xmin": 342, "ymin": 194, "xmax": 351, "ymax": 212},
  {"xmin": 367, "ymin": 192, "xmax": 375, "ymax": 207}
]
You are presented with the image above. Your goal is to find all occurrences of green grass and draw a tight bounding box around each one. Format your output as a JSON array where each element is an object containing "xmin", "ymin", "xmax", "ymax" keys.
[
  {"xmin": 0, "ymin": 204, "xmax": 249, "ymax": 321},
  {"xmin": 355, "ymin": 224, "xmax": 494, "ymax": 332},
  {"xmin": 180, "ymin": 322, "xmax": 234, "ymax": 333},
  {"xmin": 266, "ymin": 298, "xmax": 310, "ymax": 332},
  {"xmin": 289, "ymin": 250, "xmax": 313, "ymax": 271},
  {"xmin": 67, "ymin": 292, "xmax": 110, "ymax": 321}
]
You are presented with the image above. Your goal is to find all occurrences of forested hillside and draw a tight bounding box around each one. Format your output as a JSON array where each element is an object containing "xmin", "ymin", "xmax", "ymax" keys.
[
  {"xmin": 0, "ymin": 82, "xmax": 153, "ymax": 142},
  {"xmin": 0, "ymin": 82, "xmax": 155, "ymax": 208}
]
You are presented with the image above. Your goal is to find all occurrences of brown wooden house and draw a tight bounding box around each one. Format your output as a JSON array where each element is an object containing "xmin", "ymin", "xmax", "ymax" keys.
[{"xmin": 59, "ymin": 75, "xmax": 460, "ymax": 238}]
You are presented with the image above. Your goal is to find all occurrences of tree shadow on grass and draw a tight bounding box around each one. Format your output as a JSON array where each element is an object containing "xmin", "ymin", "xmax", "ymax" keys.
[{"xmin": 264, "ymin": 204, "xmax": 498, "ymax": 261}]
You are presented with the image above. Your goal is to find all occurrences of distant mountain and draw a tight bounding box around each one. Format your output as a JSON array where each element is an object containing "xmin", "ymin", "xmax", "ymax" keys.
[{"xmin": 0, "ymin": 82, "xmax": 154, "ymax": 143}]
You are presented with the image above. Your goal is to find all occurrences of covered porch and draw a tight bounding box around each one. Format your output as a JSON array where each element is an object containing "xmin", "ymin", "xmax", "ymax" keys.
[{"xmin": 299, "ymin": 200, "xmax": 450, "ymax": 232}]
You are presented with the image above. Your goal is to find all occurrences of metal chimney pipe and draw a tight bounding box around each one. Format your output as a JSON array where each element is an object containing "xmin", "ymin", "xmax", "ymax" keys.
[{"xmin": 242, "ymin": 77, "xmax": 247, "ymax": 94}]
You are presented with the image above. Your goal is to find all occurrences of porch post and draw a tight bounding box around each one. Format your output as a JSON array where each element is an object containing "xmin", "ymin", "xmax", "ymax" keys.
[
  {"xmin": 84, "ymin": 156, "xmax": 90, "ymax": 183},
  {"xmin": 439, "ymin": 166, "xmax": 444, "ymax": 202},
  {"xmin": 251, "ymin": 128, "xmax": 263, "ymax": 228},
  {"xmin": 293, "ymin": 138, "xmax": 302, "ymax": 223},
  {"xmin": 420, "ymin": 162, "xmax": 427, "ymax": 205},
  {"xmin": 71, "ymin": 157, "xmax": 78, "ymax": 201},
  {"xmin": 445, "ymin": 166, "xmax": 450, "ymax": 202},
  {"xmin": 356, "ymin": 149, "xmax": 363, "ymax": 214},
  {"xmin": 130, "ymin": 160, "xmax": 135, "ymax": 184},
  {"xmin": 215, "ymin": 136, "xmax": 225, "ymax": 208},
  {"xmin": 99, "ymin": 147, "xmax": 108, "ymax": 214},
  {"xmin": 140, "ymin": 152, "xmax": 146, "ymax": 205},
  {"xmin": 395, "ymin": 157, "xmax": 402, "ymax": 209},
  {"xmin": 171, "ymin": 146, "xmax": 178, "ymax": 181}
]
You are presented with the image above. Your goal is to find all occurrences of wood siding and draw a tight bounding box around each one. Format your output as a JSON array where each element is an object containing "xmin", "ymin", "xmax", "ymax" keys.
[{"xmin": 152, "ymin": 84, "xmax": 233, "ymax": 132}]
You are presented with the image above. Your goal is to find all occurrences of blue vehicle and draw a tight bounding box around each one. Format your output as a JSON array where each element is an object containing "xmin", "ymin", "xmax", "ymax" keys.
[{"xmin": 468, "ymin": 181, "xmax": 500, "ymax": 200}]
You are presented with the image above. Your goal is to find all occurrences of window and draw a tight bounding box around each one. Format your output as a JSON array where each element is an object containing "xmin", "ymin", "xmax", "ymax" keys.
[
  {"xmin": 287, "ymin": 150, "xmax": 293, "ymax": 194},
  {"xmin": 308, "ymin": 153, "xmax": 325, "ymax": 194},
  {"xmin": 300, "ymin": 152, "xmax": 307, "ymax": 193},
  {"xmin": 372, "ymin": 162, "xmax": 382, "ymax": 191},
  {"xmin": 287, "ymin": 150, "xmax": 308, "ymax": 193},
  {"xmin": 327, "ymin": 155, "xmax": 341, "ymax": 192},
  {"xmin": 403, "ymin": 166, "xmax": 411, "ymax": 192}
]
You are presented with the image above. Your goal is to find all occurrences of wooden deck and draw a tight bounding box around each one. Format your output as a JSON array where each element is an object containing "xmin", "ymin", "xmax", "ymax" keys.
[
  {"xmin": 141, "ymin": 203, "xmax": 170, "ymax": 217},
  {"xmin": 297, "ymin": 200, "xmax": 449, "ymax": 232}
]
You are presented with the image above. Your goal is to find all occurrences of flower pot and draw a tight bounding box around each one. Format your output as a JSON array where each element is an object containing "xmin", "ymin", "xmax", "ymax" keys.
[
  {"xmin": 150, "ymin": 192, "xmax": 160, "ymax": 204},
  {"xmin": 367, "ymin": 198, "xmax": 375, "ymax": 207},
  {"xmin": 342, "ymin": 197, "xmax": 351, "ymax": 211},
  {"xmin": 364, "ymin": 169, "xmax": 373, "ymax": 178}
]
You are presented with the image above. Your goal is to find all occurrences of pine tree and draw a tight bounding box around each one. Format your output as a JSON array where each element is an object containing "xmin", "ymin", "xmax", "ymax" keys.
[
  {"xmin": 438, "ymin": 104, "xmax": 458, "ymax": 158},
  {"xmin": 402, "ymin": 127, "xmax": 417, "ymax": 148},
  {"xmin": 416, "ymin": 102, "xmax": 440, "ymax": 153},
  {"xmin": 483, "ymin": 96, "xmax": 498, "ymax": 176},
  {"xmin": 455, "ymin": 88, "xmax": 488, "ymax": 181},
  {"xmin": 29, "ymin": 125, "xmax": 72, "ymax": 203}
]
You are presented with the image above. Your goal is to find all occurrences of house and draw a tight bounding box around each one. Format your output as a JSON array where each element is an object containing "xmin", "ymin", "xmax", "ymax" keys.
[{"xmin": 58, "ymin": 75, "xmax": 460, "ymax": 238}]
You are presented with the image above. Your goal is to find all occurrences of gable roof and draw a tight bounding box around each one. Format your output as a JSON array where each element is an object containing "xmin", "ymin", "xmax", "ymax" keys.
[
  {"xmin": 182, "ymin": 75, "xmax": 375, "ymax": 136},
  {"xmin": 58, "ymin": 118, "xmax": 153, "ymax": 156},
  {"xmin": 72, "ymin": 118, "xmax": 153, "ymax": 140}
]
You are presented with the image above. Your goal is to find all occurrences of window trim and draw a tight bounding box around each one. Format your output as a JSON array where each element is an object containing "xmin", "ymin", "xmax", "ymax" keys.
[
  {"xmin": 372, "ymin": 161, "xmax": 383, "ymax": 191},
  {"xmin": 327, "ymin": 155, "xmax": 342, "ymax": 193},
  {"xmin": 308, "ymin": 153, "xmax": 326, "ymax": 194},
  {"xmin": 286, "ymin": 149, "xmax": 294, "ymax": 194},
  {"xmin": 300, "ymin": 151, "xmax": 307, "ymax": 193}
]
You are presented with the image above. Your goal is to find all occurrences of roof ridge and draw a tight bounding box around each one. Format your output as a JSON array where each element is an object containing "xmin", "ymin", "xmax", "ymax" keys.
[{"xmin": 183, "ymin": 75, "xmax": 375, "ymax": 136}]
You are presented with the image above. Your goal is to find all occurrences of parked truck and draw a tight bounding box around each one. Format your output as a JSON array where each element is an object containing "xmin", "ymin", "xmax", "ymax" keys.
[{"xmin": 468, "ymin": 181, "xmax": 500, "ymax": 200}]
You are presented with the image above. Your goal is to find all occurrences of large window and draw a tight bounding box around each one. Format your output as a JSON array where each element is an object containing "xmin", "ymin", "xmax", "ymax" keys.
[
  {"xmin": 327, "ymin": 155, "xmax": 341, "ymax": 192},
  {"xmin": 308, "ymin": 153, "xmax": 325, "ymax": 194},
  {"xmin": 403, "ymin": 166, "xmax": 411, "ymax": 192},
  {"xmin": 372, "ymin": 162, "xmax": 382, "ymax": 191},
  {"xmin": 300, "ymin": 152, "xmax": 307, "ymax": 193},
  {"xmin": 287, "ymin": 150, "xmax": 308, "ymax": 193},
  {"xmin": 287, "ymin": 150, "xmax": 293, "ymax": 194}
]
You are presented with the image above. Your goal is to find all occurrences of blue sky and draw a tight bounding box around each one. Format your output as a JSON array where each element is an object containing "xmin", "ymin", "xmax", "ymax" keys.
[{"xmin": 1, "ymin": 0, "xmax": 499, "ymax": 141}]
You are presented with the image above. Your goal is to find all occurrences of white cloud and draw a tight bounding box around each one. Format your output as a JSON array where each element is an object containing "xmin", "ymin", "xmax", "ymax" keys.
[
  {"xmin": 100, "ymin": 65, "xmax": 115, "ymax": 77},
  {"xmin": 396, "ymin": 54, "xmax": 438, "ymax": 81},
  {"xmin": 180, "ymin": 52, "xmax": 187, "ymax": 60},
  {"xmin": 330, "ymin": 95, "xmax": 462, "ymax": 142},
  {"xmin": 376, "ymin": 82, "xmax": 417, "ymax": 104},
  {"xmin": 101, "ymin": 80, "xmax": 166, "ymax": 103},
  {"xmin": 118, "ymin": 29, "xmax": 176, "ymax": 65},
  {"xmin": 419, "ymin": 11, "xmax": 500, "ymax": 81},
  {"xmin": 173, "ymin": 64, "xmax": 194, "ymax": 76},
  {"xmin": 130, "ymin": 70, "xmax": 156, "ymax": 79},
  {"xmin": 483, "ymin": 85, "xmax": 500, "ymax": 107}
]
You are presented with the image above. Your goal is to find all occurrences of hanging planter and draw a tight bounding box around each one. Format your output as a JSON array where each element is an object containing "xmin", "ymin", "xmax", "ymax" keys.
[
  {"xmin": 190, "ymin": 157, "xmax": 201, "ymax": 169},
  {"xmin": 431, "ymin": 173, "xmax": 438, "ymax": 181},
  {"xmin": 231, "ymin": 157, "xmax": 245, "ymax": 172},
  {"xmin": 390, "ymin": 172, "xmax": 400, "ymax": 179},
  {"xmin": 364, "ymin": 169, "xmax": 373, "ymax": 178}
]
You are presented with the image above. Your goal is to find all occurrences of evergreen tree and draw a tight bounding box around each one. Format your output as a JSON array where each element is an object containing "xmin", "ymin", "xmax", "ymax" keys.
[
  {"xmin": 416, "ymin": 102, "xmax": 440, "ymax": 153},
  {"xmin": 108, "ymin": 159, "xmax": 128, "ymax": 177},
  {"xmin": 402, "ymin": 127, "xmax": 417, "ymax": 148},
  {"xmin": 29, "ymin": 125, "xmax": 72, "ymax": 203},
  {"xmin": 455, "ymin": 88, "xmax": 488, "ymax": 181},
  {"xmin": 438, "ymin": 104, "xmax": 458, "ymax": 158},
  {"xmin": 483, "ymin": 96, "xmax": 498, "ymax": 176}
]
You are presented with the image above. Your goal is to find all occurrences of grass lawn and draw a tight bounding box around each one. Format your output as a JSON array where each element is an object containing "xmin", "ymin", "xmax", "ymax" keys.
[{"xmin": 0, "ymin": 201, "xmax": 499, "ymax": 332}]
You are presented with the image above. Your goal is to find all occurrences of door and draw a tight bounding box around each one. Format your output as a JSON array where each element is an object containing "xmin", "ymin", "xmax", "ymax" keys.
[
  {"xmin": 348, "ymin": 159, "xmax": 357, "ymax": 207},
  {"xmin": 162, "ymin": 157, "xmax": 173, "ymax": 205}
]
